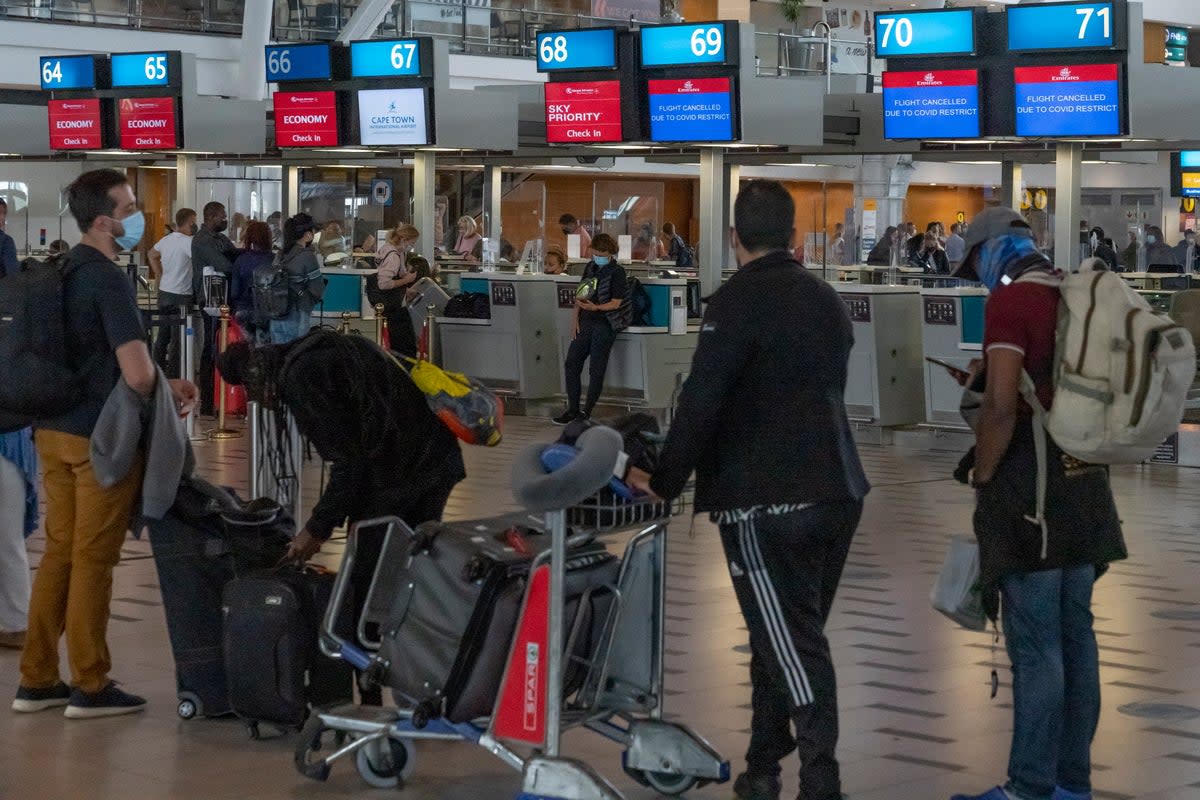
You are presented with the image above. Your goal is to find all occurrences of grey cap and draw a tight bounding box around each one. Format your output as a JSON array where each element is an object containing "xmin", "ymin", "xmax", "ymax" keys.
[{"xmin": 952, "ymin": 206, "xmax": 1029, "ymax": 281}]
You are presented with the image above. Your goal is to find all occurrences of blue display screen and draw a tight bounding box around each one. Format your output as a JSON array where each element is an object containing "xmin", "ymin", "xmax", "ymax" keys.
[
  {"xmin": 536, "ymin": 29, "xmax": 617, "ymax": 72},
  {"xmin": 111, "ymin": 52, "xmax": 173, "ymax": 87},
  {"xmin": 647, "ymin": 77, "xmax": 736, "ymax": 143},
  {"xmin": 1008, "ymin": 2, "xmax": 1115, "ymax": 51},
  {"xmin": 882, "ymin": 70, "xmax": 981, "ymax": 140},
  {"xmin": 39, "ymin": 55, "xmax": 97, "ymax": 90},
  {"xmin": 1181, "ymin": 151, "xmax": 1200, "ymax": 169},
  {"xmin": 641, "ymin": 23, "xmax": 729, "ymax": 68},
  {"xmin": 1014, "ymin": 64, "xmax": 1122, "ymax": 137},
  {"xmin": 350, "ymin": 39, "xmax": 422, "ymax": 78},
  {"xmin": 874, "ymin": 10, "xmax": 975, "ymax": 58},
  {"xmin": 265, "ymin": 44, "xmax": 332, "ymax": 82}
]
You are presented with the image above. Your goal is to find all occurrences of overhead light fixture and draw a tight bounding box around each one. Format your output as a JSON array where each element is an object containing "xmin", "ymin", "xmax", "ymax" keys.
[{"xmin": 949, "ymin": 160, "xmax": 1002, "ymax": 165}]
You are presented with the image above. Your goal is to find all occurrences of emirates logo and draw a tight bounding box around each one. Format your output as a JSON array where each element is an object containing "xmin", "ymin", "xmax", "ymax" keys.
[
  {"xmin": 1050, "ymin": 67, "xmax": 1080, "ymax": 82},
  {"xmin": 924, "ymin": 72, "xmax": 935, "ymax": 83},
  {"xmin": 675, "ymin": 80, "xmax": 702, "ymax": 93},
  {"xmin": 916, "ymin": 72, "xmax": 943, "ymax": 86}
]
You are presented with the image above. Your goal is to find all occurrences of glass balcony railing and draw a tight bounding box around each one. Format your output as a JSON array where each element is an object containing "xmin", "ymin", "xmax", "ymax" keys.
[{"xmin": 0, "ymin": 0, "xmax": 245, "ymax": 34}]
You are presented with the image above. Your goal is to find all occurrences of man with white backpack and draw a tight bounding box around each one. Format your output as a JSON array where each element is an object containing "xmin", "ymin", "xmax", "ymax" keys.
[{"xmin": 943, "ymin": 207, "xmax": 1134, "ymax": 800}]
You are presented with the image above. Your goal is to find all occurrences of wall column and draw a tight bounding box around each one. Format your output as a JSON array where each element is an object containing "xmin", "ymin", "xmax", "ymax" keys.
[
  {"xmin": 1054, "ymin": 143, "xmax": 1083, "ymax": 272},
  {"xmin": 174, "ymin": 154, "xmax": 196, "ymax": 215},
  {"xmin": 413, "ymin": 151, "xmax": 438, "ymax": 264},
  {"xmin": 1001, "ymin": 159, "xmax": 1024, "ymax": 211},
  {"xmin": 698, "ymin": 147, "xmax": 728, "ymax": 296}
]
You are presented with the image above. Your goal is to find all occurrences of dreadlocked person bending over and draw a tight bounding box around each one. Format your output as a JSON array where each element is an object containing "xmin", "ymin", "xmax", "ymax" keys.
[{"xmin": 218, "ymin": 329, "xmax": 466, "ymax": 701}]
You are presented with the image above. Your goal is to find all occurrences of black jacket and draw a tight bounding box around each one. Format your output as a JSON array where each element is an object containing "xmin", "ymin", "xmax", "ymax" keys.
[
  {"xmin": 1094, "ymin": 242, "xmax": 1120, "ymax": 272},
  {"xmin": 278, "ymin": 330, "xmax": 466, "ymax": 540},
  {"xmin": 650, "ymin": 251, "xmax": 870, "ymax": 511},
  {"xmin": 190, "ymin": 226, "xmax": 239, "ymax": 302},
  {"xmin": 911, "ymin": 247, "xmax": 950, "ymax": 274}
]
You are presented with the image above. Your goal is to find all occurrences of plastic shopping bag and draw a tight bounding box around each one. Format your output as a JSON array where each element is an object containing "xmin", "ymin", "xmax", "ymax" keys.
[{"xmin": 930, "ymin": 535, "xmax": 987, "ymax": 631}]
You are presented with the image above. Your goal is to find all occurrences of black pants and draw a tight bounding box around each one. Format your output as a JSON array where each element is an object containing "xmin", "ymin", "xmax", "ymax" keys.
[
  {"xmin": 198, "ymin": 313, "xmax": 217, "ymax": 415},
  {"xmin": 153, "ymin": 291, "xmax": 192, "ymax": 378},
  {"xmin": 385, "ymin": 306, "xmax": 418, "ymax": 356},
  {"xmin": 564, "ymin": 319, "xmax": 617, "ymax": 416},
  {"xmin": 718, "ymin": 500, "xmax": 863, "ymax": 800}
]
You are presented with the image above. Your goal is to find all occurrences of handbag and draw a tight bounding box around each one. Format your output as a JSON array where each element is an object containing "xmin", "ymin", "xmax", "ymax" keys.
[{"xmin": 930, "ymin": 535, "xmax": 987, "ymax": 631}]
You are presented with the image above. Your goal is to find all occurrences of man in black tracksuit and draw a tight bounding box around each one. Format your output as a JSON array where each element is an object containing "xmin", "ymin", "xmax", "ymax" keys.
[
  {"xmin": 191, "ymin": 202, "xmax": 240, "ymax": 416},
  {"xmin": 629, "ymin": 180, "xmax": 870, "ymax": 800}
]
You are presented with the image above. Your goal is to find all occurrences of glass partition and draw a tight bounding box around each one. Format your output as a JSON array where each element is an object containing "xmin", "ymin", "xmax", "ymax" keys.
[
  {"xmin": 592, "ymin": 180, "xmax": 664, "ymax": 263},
  {"xmin": 500, "ymin": 178, "xmax": 546, "ymax": 263}
]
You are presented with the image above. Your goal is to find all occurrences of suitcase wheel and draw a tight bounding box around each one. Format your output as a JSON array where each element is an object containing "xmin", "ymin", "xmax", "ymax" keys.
[
  {"xmin": 177, "ymin": 695, "xmax": 201, "ymax": 720},
  {"xmin": 355, "ymin": 736, "xmax": 415, "ymax": 790},
  {"xmin": 623, "ymin": 765, "xmax": 697, "ymax": 797}
]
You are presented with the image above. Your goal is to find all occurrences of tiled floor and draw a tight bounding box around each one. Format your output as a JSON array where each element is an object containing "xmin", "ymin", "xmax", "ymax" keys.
[{"xmin": 3, "ymin": 417, "xmax": 1200, "ymax": 800}]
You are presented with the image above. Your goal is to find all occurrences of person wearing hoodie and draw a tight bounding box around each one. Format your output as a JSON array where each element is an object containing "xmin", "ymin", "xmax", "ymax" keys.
[
  {"xmin": 270, "ymin": 213, "xmax": 326, "ymax": 345},
  {"xmin": 1144, "ymin": 225, "xmax": 1178, "ymax": 270}
]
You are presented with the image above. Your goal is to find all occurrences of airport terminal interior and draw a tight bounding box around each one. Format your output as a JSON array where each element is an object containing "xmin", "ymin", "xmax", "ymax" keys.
[{"xmin": 6, "ymin": 1, "xmax": 1200, "ymax": 799}]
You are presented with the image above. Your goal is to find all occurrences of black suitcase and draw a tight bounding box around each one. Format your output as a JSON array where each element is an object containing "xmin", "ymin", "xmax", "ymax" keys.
[
  {"xmin": 222, "ymin": 566, "xmax": 355, "ymax": 737},
  {"xmin": 378, "ymin": 518, "xmax": 619, "ymax": 723},
  {"xmin": 147, "ymin": 477, "xmax": 292, "ymax": 720}
]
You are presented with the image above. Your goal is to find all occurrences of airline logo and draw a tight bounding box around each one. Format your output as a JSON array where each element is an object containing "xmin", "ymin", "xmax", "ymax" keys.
[
  {"xmin": 544, "ymin": 81, "xmax": 622, "ymax": 144},
  {"xmin": 882, "ymin": 69, "xmax": 978, "ymax": 89},
  {"xmin": 274, "ymin": 91, "xmax": 339, "ymax": 147},
  {"xmin": 48, "ymin": 98, "xmax": 102, "ymax": 149},
  {"xmin": 1014, "ymin": 64, "xmax": 1119, "ymax": 85},
  {"xmin": 647, "ymin": 77, "xmax": 731, "ymax": 96},
  {"xmin": 118, "ymin": 97, "xmax": 177, "ymax": 150},
  {"xmin": 920, "ymin": 72, "xmax": 940, "ymax": 86}
]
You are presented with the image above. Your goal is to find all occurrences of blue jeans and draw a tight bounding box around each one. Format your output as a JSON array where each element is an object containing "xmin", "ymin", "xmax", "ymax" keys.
[
  {"xmin": 269, "ymin": 307, "xmax": 312, "ymax": 345},
  {"xmin": 1001, "ymin": 565, "xmax": 1100, "ymax": 800}
]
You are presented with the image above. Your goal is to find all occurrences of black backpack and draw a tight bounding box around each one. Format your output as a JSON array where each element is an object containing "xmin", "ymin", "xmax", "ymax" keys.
[
  {"xmin": 0, "ymin": 259, "xmax": 83, "ymax": 430},
  {"xmin": 672, "ymin": 235, "xmax": 696, "ymax": 270},
  {"xmin": 252, "ymin": 261, "xmax": 292, "ymax": 320},
  {"xmin": 627, "ymin": 276, "xmax": 652, "ymax": 327},
  {"xmin": 443, "ymin": 291, "xmax": 491, "ymax": 319}
]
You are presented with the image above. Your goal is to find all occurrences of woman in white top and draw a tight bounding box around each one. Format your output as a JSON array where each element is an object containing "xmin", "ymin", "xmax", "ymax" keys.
[{"xmin": 453, "ymin": 216, "xmax": 481, "ymax": 257}]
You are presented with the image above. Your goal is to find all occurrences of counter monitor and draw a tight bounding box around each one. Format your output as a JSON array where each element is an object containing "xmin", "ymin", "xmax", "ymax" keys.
[
  {"xmin": 356, "ymin": 87, "xmax": 430, "ymax": 146},
  {"xmin": 873, "ymin": 9, "xmax": 976, "ymax": 59},
  {"xmin": 274, "ymin": 91, "xmax": 340, "ymax": 147},
  {"xmin": 647, "ymin": 76, "xmax": 736, "ymax": 143},
  {"xmin": 40, "ymin": 55, "xmax": 98, "ymax": 91},
  {"xmin": 1170, "ymin": 152, "xmax": 1200, "ymax": 198},
  {"xmin": 1007, "ymin": 2, "xmax": 1116, "ymax": 51},
  {"xmin": 882, "ymin": 69, "xmax": 980, "ymax": 140},
  {"xmin": 1013, "ymin": 63, "xmax": 1123, "ymax": 137},
  {"xmin": 265, "ymin": 43, "xmax": 333, "ymax": 82},
  {"xmin": 536, "ymin": 29, "xmax": 618, "ymax": 72},
  {"xmin": 544, "ymin": 80, "xmax": 623, "ymax": 143},
  {"xmin": 48, "ymin": 98, "xmax": 103, "ymax": 150},
  {"xmin": 350, "ymin": 39, "xmax": 424, "ymax": 78},
  {"xmin": 110, "ymin": 51, "xmax": 177, "ymax": 88},
  {"xmin": 640, "ymin": 23, "xmax": 732, "ymax": 68},
  {"xmin": 117, "ymin": 96, "xmax": 179, "ymax": 150}
]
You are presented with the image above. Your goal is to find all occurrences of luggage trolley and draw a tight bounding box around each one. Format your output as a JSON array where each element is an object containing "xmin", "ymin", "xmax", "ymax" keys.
[{"xmin": 296, "ymin": 426, "xmax": 729, "ymax": 798}]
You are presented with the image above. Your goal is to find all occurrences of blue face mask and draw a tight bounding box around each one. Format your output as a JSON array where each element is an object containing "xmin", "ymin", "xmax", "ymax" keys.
[
  {"xmin": 593, "ymin": 255, "xmax": 611, "ymax": 266},
  {"xmin": 1146, "ymin": 235, "xmax": 1157, "ymax": 244},
  {"xmin": 974, "ymin": 232, "xmax": 1041, "ymax": 291},
  {"xmin": 115, "ymin": 210, "xmax": 145, "ymax": 251}
]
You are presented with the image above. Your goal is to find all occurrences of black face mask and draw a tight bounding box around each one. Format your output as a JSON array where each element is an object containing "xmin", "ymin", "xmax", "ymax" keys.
[{"xmin": 561, "ymin": 227, "xmax": 572, "ymax": 235}]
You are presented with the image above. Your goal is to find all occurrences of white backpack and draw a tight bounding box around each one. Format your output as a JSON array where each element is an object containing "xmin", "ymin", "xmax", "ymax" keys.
[{"xmin": 1026, "ymin": 259, "xmax": 1195, "ymax": 464}]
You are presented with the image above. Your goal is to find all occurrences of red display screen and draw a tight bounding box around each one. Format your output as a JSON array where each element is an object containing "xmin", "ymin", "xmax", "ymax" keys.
[
  {"xmin": 48, "ymin": 98, "xmax": 103, "ymax": 150},
  {"xmin": 544, "ymin": 81, "xmax": 622, "ymax": 144},
  {"xmin": 274, "ymin": 91, "xmax": 339, "ymax": 148},
  {"xmin": 118, "ymin": 97, "xmax": 178, "ymax": 150}
]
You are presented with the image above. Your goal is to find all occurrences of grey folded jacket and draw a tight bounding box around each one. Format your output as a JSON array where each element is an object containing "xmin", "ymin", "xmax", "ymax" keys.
[{"xmin": 90, "ymin": 365, "xmax": 192, "ymax": 520}]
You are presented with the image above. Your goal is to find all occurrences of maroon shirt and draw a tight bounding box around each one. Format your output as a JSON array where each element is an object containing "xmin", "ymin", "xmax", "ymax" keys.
[{"xmin": 983, "ymin": 280, "xmax": 1060, "ymax": 412}]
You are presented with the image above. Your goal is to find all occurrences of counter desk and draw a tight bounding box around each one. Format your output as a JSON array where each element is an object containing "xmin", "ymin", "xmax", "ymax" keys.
[
  {"xmin": 833, "ymin": 285, "xmax": 925, "ymax": 427},
  {"xmin": 1121, "ymin": 272, "xmax": 1193, "ymax": 291},
  {"xmin": 317, "ymin": 267, "xmax": 378, "ymax": 320},
  {"xmin": 920, "ymin": 286, "xmax": 988, "ymax": 427}
]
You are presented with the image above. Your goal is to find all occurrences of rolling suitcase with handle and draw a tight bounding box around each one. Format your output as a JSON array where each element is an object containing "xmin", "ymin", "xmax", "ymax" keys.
[{"xmin": 222, "ymin": 565, "xmax": 355, "ymax": 738}]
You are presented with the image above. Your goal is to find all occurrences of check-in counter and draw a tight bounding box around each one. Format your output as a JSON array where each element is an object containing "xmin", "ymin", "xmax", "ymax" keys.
[
  {"xmin": 546, "ymin": 274, "xmax": 698, "ymax": 409},
  {"xmin": 318, "ymin": 267, "xmax": 377, "ymax": 319},
  {"xmin": 833, "ymin": 285, "xmax": 925, "ymax": 427},
  {"xmin": 921, "ymin": 286, "xmax": 988, "ymax": 426},
  {"xmin": 436, "ymin": 274, "xmax": 560, "ymax": 398},
  {"xmin": 1121, "ymin": 272, "xmax": 1192, "ymax": 291}
]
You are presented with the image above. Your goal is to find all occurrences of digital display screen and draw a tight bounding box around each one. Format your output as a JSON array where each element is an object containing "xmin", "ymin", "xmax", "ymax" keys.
[
  {"xmin": 647, "ymin": 77, "xmax": 735, "ymax": 143},
  {"xmin": 882, "ymin": 70, "xmax": 980, "ymax": 140},
  {"xmin": 536, "ymin": 29, "xmax": 618, "ymax": 72},
  {"xmin": 545, "ymin": 81, "xmax": 622, "ymax": 143},
  {"xmin": 118, "ymin": 96, "xmax": 179, "ymax": 150},
  {"xmin": 1169, "ymin": 152, "xmax": 1200, "ymax": 198},
  {"xmin": 40, "ymin": 55, "xmax": 97, "ymax": 91},
  {"xmin": 356, "ymin": 88, "xmax": 429, "ymax": 146},
  {"xmin": 873, "ymin": 10, "xmax": 975, "ymax": 58},
  {"xmin": 350, "ymin": 39, "xmax": 423, "ymax": 78},
  {"xmin": 641, "ymin": 23, "xmax": 730, "ymax": 67},
  {"xmin": 1013, "ymin": 64, "xmax": 1122, "ymax": 137},
  {"xmin": 265, "ymin": 44, "xmax": 332, "ymax": 82},
  {"xmin": 274, "ymin": 91, "xmax": 340, "ymax": 147},
  {"xmin": 111, "ymin": 52, "xmax": 174, "ymax": 88},
  {"xmin": 48, "ymin": 98, "xmax": 103, "ymax": 150},
  {"xmin": 1008, "ymin": 2, "xmax": 1115, "ymax": 51}
]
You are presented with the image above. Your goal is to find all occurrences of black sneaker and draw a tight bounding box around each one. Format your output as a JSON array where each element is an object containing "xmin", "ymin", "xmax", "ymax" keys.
[
  {"xmin": 733, "ymin": 771, "xmax": 781, "ymax": 800},
  {"xmin": 12, "ymin": 682, "xmax": 71, "ymax": 713},
  {"xmin": 552, "ymin": 410, "xmax": 580, "ymax": 425},
  {"xmin": 63, "ymin": 682, "xmax": 146, "ymax": 719}
]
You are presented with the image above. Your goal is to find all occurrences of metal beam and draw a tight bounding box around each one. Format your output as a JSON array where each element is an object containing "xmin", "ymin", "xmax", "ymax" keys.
[
  {"xmin": 175, "ymin": 154, "xmax": 197, "ymax": 216},
  {"xmin": 1054, "ymin": 143, "xmax": 1083, "ymax": 272},
  {"xmin": 237, "ymin": 0, "xmax": 273, "ymax": 101},
  {"xmin": 337, "ymin": 0, "xmax": 394, "ymax": 43},
  {"xmin": 413, "ymin": 151, "xmax": 438, "ymax": 265},
  {"xmin": 698, "ymin": 148, "xmax": 727, "ymax": 296},
  {"xmin": 483, "ymin": 164, "xmax": 503, "ymax": 241},
  {"xmin": 1001, "ymin": 160, "xmax": 1023, "ymax": 212}
]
